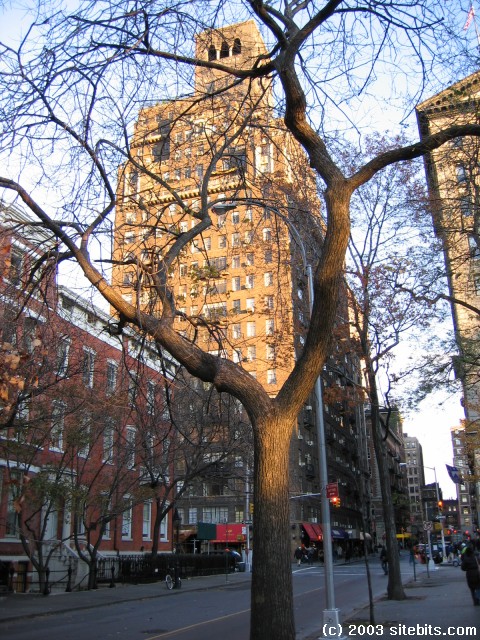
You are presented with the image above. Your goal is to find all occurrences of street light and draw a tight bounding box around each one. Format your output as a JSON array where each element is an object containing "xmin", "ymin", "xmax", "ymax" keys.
[{"xmin": 212, "ymin": 198, "xmax": 342, "ymax": 636}]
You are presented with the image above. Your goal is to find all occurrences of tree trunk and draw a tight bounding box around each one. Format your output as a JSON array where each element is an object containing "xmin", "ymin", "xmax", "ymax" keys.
[
  {"xmin": 367, "ymin": 373, "xmax": 405, "ymax": 600},
  {"xmin": 250, "ymin": 414, "xmax": 295, "ymax": 640},
  {"xmin": 150, "ymin": 496, "xmax": 162, "ymax": 559}
]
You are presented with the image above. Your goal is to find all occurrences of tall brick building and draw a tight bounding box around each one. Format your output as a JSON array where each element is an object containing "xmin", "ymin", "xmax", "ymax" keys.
[
  {"xmin": 113, "ymin": 21, "xmax": 370, "ymax": 552},
  {"xmin": 417, "ymin": 72, "xmax": 480, "ymax": 531}
]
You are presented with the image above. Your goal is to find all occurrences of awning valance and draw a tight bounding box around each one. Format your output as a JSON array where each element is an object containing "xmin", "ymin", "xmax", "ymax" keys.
[{"xmin": 301, "ymin": 522, "xmax": 318, "ymax": 541}]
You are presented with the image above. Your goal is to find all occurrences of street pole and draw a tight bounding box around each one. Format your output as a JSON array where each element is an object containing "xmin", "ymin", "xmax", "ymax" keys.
[
  {"xmin": 245, "ymin": 463, "xmax": 251, "ymax": 572},
  {"xmin": 432, "ymin": 467, "xmax": 446, "ymax": 562}
]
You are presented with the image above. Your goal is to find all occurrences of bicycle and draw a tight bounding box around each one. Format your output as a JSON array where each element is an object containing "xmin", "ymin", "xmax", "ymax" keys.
[{"xmin": 165, "ymin": 566, "xmax": 182, "ymax": 590}]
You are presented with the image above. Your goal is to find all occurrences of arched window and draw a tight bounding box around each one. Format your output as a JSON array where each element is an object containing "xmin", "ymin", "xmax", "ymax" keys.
[
  {"xmin": 220, "ymin": 41, "xmax": 229, "ymax": 58},
  {"xmin": 208, "ymin": 45, "xmax": 216, "ymax": 61},
  {"xmin": 233, "ymin": 38, "xmax": 241, "ymax": 55}
]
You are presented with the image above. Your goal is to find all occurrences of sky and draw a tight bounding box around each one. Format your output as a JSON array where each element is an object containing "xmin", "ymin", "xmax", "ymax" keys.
[{"xmin": 0, "ymin": 0, "xmax": 476, "ymax": 499}]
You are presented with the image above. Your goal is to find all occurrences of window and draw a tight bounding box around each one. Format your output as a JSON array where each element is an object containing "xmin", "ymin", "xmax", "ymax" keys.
[
  {"xmin": 246, "ymin": 298, "xmax": 255, "ymax": 312},
  {"xmin": 264, "ymin": 295, "xmax": 274, "ymax": 310},
  {"xmin": 143, "ymin": 502, "xmax": 152, "ymax": 540},
  {"xmin": 196, "ymin": 164, "xmax": 204, "ymax": 179},
  {"xmin": 184, "ymin": 166, "xmax": 191, "ymax": 179},
  {"xmin": 128, "ymin": 372, "xmax": 138, "ymax": 406},
  {"xmin": 78, "ymin": 413, "xmax": 91, "ymax": 458},
  {"xmin": 233, "ymin": 38, "xmax": 242, "ymax": 55},
  {"xmin": 267, "ymin": 370, "xmax": 277, "ymax": 385},
  {"xmin": 202, "ymin": 506, "xmax": 228, "ymax": 523},
  {"xmin": 54, "ymin": 337, "xmax": 70, "ymax": 378},
  {"xmin": 264, "ymin": 250, "xmax": 272, "ymax": 263},
  {"xmin": 246, "ymin": 253, "xmax": 254, "ymax": 266},
  {"xmin": 50, "ymin": 401, "xmax": 66, "ymax": 451},
  {"xmin": 244, "ymin": 230, "xmax": 253, "ymax": 244},
  {"xmin": 208, "ymin": 44, "xmax": 216, "ymax": 61},
  {"xmin": 246, "ymin": 274, "xmax": 255, "ymax": 289},
  {"xmin": 456, "ymin": 164, "xmax": 467, "ymax": 183},
  {"xmin": 232, "ymin": 299, "xmax": 241, "ymax": 314},
  {"xmin": 23, "ymin": 316, "xmax": 38, "ymax": 354},
  {"xmin": 232, "ymin": 276, "xmax": 241, "ymax": 291},
  {"xmin": 9, "ymin": 249, "xmax": 23, "ymax": 286},
  {"xmin": 247, "ymin": 345, "xmax": 256, "ymax": 361},
  {"xmin": 204, "ymin": 237, "xmax": 211, "ymax": 250},
  {"xmin": 232, "ymin": 323, "xmax": 242, "ymax": 339},
  {"xmin": 218, "ymin": 235, "xmax": 227, "ymax": 248},
  {"xmin": 125, "ymin": 426, "xmax": 136, "ymax": 469},
  {"xmin": 232, "ymin": 255, "xmax": 240, "ymax": 268},
  {"xmin": 266, "ymin": 319, "xmax": 275, "ymax": 335},
  {"xmin": 220, "ymin": 41, "xmax": 229, "ymax": 58},
  {"xmin": 82, "ymin": 348, "xmax": 95, "ymax": 388},
  {"xmin": 121, "ymin": 499, "xmax": 133, "ymax": 539},
  {"xmin": 147, "ymin": 380, "xmax": 156, "ymax": 415},
  {"xmin": 246, "ymin": 321, "xmax": 256, "ymax": 337},
  {"xmin": 6, "ymin": 471, "xmax": 21, "ymax": 537},
  {"xmin": 103, "ymin": 419, "xmax": 115, "ymax": 463},
  {"xmin": 266, "ymin": 344, "xmax": 275, "ymax": 360},
  {"xmin": 263, "ymin": 228, "xmax": 272, "ymax": 242},
  {"xmin": 264, "ymin": 272, "xmax": 273, "ymax": 287},
  {"xmin": 232, "ymin": 232, "xmax": 240, "ymax": 247},
  {"xmin": 106, "ymin": 361, "xmax": 118, "ymax": 394}
]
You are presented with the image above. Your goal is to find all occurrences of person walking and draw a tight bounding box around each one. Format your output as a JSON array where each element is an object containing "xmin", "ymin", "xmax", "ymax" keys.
[
  {"xmin": 461, "ymin": 545, "xmax": 480, "ymax": 605},
  {"xmin": 380, "ymin": 545, "xmax": 388, "ymax": 575},
  {"xmin": 294, "ymin": 546, "xmax": 304, "ymax": 567}
]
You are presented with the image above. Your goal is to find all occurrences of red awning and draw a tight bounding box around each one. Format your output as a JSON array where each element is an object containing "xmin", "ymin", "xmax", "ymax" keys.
[
  {"xmin": 302, "ymin": 522, "xmax": 318, "ymax": 541},
  {"xmin": 312, "ymin": 524, "xmax": 323, "ymax": 540}
]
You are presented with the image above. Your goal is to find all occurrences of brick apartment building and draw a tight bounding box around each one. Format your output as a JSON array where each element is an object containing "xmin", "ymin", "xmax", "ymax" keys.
[{"xmin": 0, "ymin": 203, "xmax": 179, "ymax": 591}]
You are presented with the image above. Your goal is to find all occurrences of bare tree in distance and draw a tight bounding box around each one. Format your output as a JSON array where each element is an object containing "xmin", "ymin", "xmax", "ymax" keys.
[
  {"xmin": 343, "ymin": 133, "xmax": 446, "ymax": 597},
  {"xmin": 2, "ymin": 3, "xmax": 480, "ymax": 638}
]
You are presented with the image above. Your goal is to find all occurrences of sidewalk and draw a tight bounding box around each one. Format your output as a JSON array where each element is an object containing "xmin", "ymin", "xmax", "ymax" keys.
[{"xmin": 334, "ymin": 562, "xmax": 480, "ymax": 639}]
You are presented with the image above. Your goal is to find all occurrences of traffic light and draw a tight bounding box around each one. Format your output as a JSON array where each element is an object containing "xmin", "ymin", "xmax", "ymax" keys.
[
  {"xmin": 330, "ymin": 496, "xmax": 341, "ymax": 508},
  {"xmin": 437, "ymin": 500, "xmax": 443, "ymax": 513}
]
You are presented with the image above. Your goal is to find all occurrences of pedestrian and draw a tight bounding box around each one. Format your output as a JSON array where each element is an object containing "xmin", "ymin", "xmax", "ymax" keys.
[
  {"xmin": 294, "ymin": 546, "xmax": 304, "ymax": 567},
  {"xmin": 461, "ymin": 545, "xmax": 480, "ymax": 606},
  {"xmin": 380, "ymin": 545, "xmax": 388, "ymax": 575}
]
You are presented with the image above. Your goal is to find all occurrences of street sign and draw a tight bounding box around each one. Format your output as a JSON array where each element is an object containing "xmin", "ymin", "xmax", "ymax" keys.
[
  {"xmin": 326, "ymin": 482, "xmax": 339, "ymax": 499},
  {"xmin": 423, "ymin": 521, "xmax": 433, "ymax": 531}
]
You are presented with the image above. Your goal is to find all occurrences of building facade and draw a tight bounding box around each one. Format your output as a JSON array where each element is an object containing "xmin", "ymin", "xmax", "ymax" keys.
[
  {"xmin": 404, "ymin": 433, "xmax": 425, "ymax": 534},
  {"xmin": 417, "ymin": 72, "xmax": 480, "ymax": 529},
  {"xmin": 112, "ymin": 21, "xmax": 369, "ymax": 555},
  {"xmin": 0, "ymin": 203, "xmax": 177, "ymax": 591}
]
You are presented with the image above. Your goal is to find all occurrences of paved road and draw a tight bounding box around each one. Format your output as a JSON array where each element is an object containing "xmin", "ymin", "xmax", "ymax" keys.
[{"xmin": 0, "ymin": 559, "xmax": 414, "ymax": 640}]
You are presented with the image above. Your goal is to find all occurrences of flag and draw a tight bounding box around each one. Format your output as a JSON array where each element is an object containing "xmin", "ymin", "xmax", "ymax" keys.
[
  {"xmin": 464, "ymin": 5, "xmax": 475, "ymax": 30},
  {"xmin": 446, "ymin": 464, "xmax": 463, "ymax": 484}
]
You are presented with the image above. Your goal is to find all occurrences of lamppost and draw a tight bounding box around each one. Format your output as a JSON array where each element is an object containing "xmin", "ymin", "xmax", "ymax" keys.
[{"xmin": 212, "ymin": 198, "xmax": 342, "ymax": 637}]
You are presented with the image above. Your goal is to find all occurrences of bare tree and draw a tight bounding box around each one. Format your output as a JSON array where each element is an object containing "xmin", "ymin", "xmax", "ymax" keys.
[{"xmin": 1, "ymin": 3, "xmax": 480, "ymax": 638}]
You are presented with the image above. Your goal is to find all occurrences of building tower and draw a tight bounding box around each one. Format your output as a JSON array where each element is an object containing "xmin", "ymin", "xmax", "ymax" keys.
[
  {"xmin": 403, "ymin": 433, "xmax": 425, "ymax": 535},
  {"xmin": 113, "ymin": 21, "xmax": 368, "ymax": 551},
  {"xmin": 417, "ymin": 73, "xmax": 480, "ymax": 529}
]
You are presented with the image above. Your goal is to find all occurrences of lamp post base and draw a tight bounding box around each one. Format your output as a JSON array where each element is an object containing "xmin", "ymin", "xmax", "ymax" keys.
[{"xmin": 318, "ymin": 608, "xmax": 347, "ymax": 639}]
